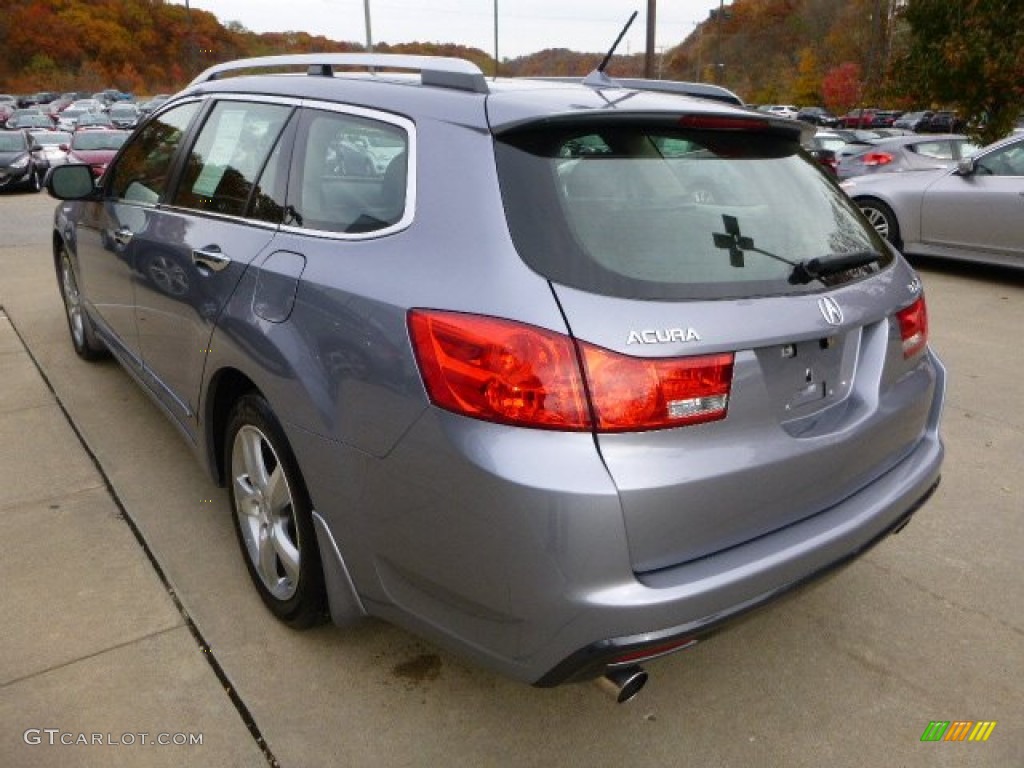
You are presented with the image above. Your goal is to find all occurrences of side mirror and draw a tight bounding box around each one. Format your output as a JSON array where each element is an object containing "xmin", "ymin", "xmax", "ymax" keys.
[
  {"xmin": 48, "ymin": 163, "xmax": 98, "ymax": 199},
  {"xmin": 956, "ymin": 157, "xmax": 976, "ymax": 176}
]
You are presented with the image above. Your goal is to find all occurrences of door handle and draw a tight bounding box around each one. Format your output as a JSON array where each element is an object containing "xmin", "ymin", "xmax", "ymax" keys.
[
  {"xmin": 192, "ymin": 246, "xmax": 231, "ymax": 272},
  {"xmin": 113, "ymin": 228, "xmax": 133, "ymax": 246}
]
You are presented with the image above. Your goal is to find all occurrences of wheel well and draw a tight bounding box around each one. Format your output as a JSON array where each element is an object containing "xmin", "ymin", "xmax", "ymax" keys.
[{"xmin": 207, "ymin": 368, "xmax": 258, "ymax": 486}]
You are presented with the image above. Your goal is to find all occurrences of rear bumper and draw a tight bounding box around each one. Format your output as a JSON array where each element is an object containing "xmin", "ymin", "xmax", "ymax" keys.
[
  {"xmin": 302, "ymin": 351, "xmax": 946, "ymax": 686},
  {"xmin": 535, "ymin": 475, "xmax": 940, "ymax": 686}
]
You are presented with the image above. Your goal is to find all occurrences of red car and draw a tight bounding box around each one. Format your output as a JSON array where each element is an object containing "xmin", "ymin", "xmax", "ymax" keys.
[
  {"xmin": 838, "ymin": 108, "xmax": 878, "ymax": 129},
  {"xmin": 65, "ymin": 129, "xmax": 130, "ymax": 178}
]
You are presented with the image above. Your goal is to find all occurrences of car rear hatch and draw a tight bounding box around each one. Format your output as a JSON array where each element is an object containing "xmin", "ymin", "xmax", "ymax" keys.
[{"xmin": 491, "ymin": 97, "xmax": 939, "ymax": 573}]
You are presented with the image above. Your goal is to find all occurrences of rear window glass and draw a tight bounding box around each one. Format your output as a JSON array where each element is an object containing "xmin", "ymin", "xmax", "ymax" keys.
[{"xmin": 495, "ymin": 123, "xmax": 892, "ymax": 300}]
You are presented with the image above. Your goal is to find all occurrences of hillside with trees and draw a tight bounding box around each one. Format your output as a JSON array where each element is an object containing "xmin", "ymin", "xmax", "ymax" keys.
[{"xmin": 1, "ymin": 0, "xmax": 1020, "ymax": 140}]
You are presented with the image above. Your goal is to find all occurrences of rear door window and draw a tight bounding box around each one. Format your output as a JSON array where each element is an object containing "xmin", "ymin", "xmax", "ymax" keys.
[
  {"xmin": 496, "ymin": 123, "xmax": 892, "ymax": 300},
  {"xmin": 172, "ymin": 100, "xmax": 292, "ymax": 217}
]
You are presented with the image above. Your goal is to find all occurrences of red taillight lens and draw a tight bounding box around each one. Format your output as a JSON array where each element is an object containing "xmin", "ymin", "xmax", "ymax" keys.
[
  {"xmin": 408, "ymin": 310, "xmax": 591, "ymax": 430},
  {"xmin": 862, "ymin": 151, "xmax": 894, "ymax": 167},
  {"xmin": 580, "ymin": 343, "xmax": 734, "ymax": 431},
  {"xmin": 896, "ymin": 296, "xmax": 929, "ymax": 358},
  {"xmin": 408, "ymin": 311, "xmax": 735, "ymax": 432}
]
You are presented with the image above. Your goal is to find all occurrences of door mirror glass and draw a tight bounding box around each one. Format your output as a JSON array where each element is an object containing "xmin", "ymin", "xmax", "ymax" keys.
[{"xmin": 48, "ymin": 164, "xmax": 96, "ymax": 199}]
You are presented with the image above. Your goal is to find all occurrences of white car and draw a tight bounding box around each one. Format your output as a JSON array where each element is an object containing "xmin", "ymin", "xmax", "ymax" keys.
[{"xmin": 764, "ymin": 104, "xmax": 799, "ymax": 119}]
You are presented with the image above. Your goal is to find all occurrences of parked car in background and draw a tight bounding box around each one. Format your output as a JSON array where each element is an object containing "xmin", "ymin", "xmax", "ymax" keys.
[
  {"xmin": 74, "ymin": 113, "xmax": 116, "ymax": 131},
  {"xmin": 838, "ymin": 108, "xmax": 878, "ymax": 128},
  {"xmin": 870, "ymin": 110, "xmax": 903, "ymax": 128},
  {"xmin": 0, "ymin": 103, "xmax": 14, "ymax": 128},
  {"xmin": 42, "ymin": 97, "xmax": 72, "ymax": 119},
  {"xmin": 827, "ymin": 127, "xmax": 887, "ymax": 144},
  {"xmin": 107, "ymin": 102, "xmax": 141, "ymax": 129},
  {"xmin": 893, "ymin": 111, "xmax": 934, "ymax": 132},
  {"xmin": 138, "ymin": 94, "xmax": 171, "ymax": 114},
  {"xmin": 30, "ymin": 130, "xmax": 73, "ymax": 172},
  {"xmin": 56, "ymin": 107, "xmax": 96, "ymax": 132},
  {"xmin": 835, "ymin": 134, "xmax": 978, "ymax": 180},
  {"xmin": 843, "ymin": 133, "xmax": 1024, "ymax": 269},
  {"xmin": 16, "ymin": 92, "xmax": 53, "ymax": 108},
  {"xmin": 804, "ymin": 144, "xmax": 838, "ymax": 174},
  {"xmin": 68, "ymin": 98, "xmax": 106, "ymax": 114},
  {"xmin": 65, "ymin": 128, "xmax": 129, "ymax": 178},
  {"xmin": 920, "ymin": 111, "xmax": 963, "ymax": 133},
  {"xmin": 804, "ymin": 131, "xmax": 849, "ymax": 175},
  {"xmin": 8, "ymin": 113, "xmax": 56, "ymax": 132},
  {"xmin": 45, "ymin": 54, "xmax": 945, "ymax": 699},
  {"xmin": 796, "ymin": 106, "xmax": 838, "ymax": 127},
  {"xmin": 0, "ymin": 130, "xmax": 46, "ymax": 191},
  {"xmin": 4, "ymin": 107, "xmax": 47, "ymax": 128},
  {"xmin": 764, "ymin": 104, "xmax": 799, "ymax": 119}
]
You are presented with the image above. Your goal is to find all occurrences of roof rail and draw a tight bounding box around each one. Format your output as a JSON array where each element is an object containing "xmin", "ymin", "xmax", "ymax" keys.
[{"xmin": 186, "ymin": 53, "xmax": 489, "ymax": 94}]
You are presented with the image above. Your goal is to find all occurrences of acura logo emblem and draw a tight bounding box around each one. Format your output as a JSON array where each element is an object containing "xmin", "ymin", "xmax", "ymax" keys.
[{"xmin": 818, "ymin": 296, "xmax": 843, "ymax": 326}]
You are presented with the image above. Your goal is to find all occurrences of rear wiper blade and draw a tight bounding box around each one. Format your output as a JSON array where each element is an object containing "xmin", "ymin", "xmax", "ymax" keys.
[{"xmin": 789, "ymin": 250, "xmax": 882, "ymax": 285}]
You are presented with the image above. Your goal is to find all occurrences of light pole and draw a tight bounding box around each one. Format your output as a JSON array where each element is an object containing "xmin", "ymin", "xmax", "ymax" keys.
[
  {"xmin": 644, "ymin": 0, "xmax": 656, "ymax": 79},
  {"xmin": 493, "ymin": 0, "xmax": 499, "ymax": 76},
  {"xmin": 715, "ymin": 0, "xmax": 723, "ymax": 85},
  {"xmin": 363, "ymin": 0, "xmax": 373, "ymax": 52},
  {"xmin": 185, "ymin": 0, "xmax": 196, "ymax": 76}
]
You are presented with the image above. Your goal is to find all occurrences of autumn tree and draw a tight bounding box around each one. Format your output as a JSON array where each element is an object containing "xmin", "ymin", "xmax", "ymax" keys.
[
  {"xmin": 892, "ymin": 0, "xmax": 1024, "ymax": 143},
  {"xmin": 821, "ymin": 62, "xmax": 862, "ymax": 114},
  {"xmin": 792, "ymin": 48, "xmax": 822, "ymax": 105}
]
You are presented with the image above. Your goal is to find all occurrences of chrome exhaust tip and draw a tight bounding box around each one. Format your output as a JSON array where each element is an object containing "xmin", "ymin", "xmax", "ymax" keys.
[{"xmin": 595, "ymin": 665, "xmax": 648, "ymax": 703}]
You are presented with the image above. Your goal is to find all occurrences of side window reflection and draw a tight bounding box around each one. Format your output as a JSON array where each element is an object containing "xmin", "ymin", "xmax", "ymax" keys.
[
  {"xmin": 110, "ymin": 102, "xmax": 201, "ymax": 203},
  {"xmin": 288, "ymin": 109, "xmax": 409, "ymax": 234}
]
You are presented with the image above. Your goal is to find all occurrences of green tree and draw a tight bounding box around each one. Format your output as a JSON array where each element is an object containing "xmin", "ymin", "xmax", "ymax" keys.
[{"xmin": 893, "ymin": 0, "xmax": 1024, "ymax": 143}]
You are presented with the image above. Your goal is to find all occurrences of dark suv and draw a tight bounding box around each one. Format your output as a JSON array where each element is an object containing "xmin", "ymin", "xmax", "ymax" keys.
[{"xmin": 46, "ymin": 54, "xmax": 945, "ymax": 701}]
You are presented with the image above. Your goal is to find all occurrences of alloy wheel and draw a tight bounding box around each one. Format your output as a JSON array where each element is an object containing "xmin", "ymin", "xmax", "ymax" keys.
[{"xmin": 231, "ymin": 424, "xmax": 301, "ymax": 601}]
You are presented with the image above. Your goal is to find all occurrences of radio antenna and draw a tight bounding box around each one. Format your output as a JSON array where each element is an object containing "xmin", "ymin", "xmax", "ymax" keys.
[{"xmin": 584, "ymin": 11, "xmax": 637, "ymax": 87}]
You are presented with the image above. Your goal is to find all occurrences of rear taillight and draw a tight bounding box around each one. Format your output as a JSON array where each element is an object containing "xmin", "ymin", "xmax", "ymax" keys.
[
  {"xmin": 579, "ymin": 342, "xmax": 733, "ymax": 431},
  {"xmin": 862, "ymin": 151, "xmax": 895, "ymax": 167},
  {"xmin": 408, "ymin": 311, "xmax": 590, "ymax": 430},
  {"xmin": 896, "ymin": 296, "xmax": 928, "ymax": 358},
  {"xmin": 408, "ymin": 310, "xmax": 734, "ymax": 432}
]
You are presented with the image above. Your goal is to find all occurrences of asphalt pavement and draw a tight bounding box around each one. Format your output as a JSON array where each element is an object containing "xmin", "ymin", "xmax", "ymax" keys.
[{"xmin": 1, "ymin": 189, "xmax": 1021, "ymax": 767}]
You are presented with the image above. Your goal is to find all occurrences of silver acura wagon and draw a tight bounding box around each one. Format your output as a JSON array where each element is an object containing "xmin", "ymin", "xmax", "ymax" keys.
[{"xmin": 48, "ymin": 54, "xmax": 945, "ymax": 701}]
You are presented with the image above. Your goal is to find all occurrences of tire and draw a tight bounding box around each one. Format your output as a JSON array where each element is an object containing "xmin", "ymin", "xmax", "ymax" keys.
[
  {"xmin": 226, "ymin": 394, "xmax": 327, "ymax": 628},
  {"xmin": 57, "ymin": 246, "xmax": 107, "ymax": 361},
  {"xmin": 856, "ymin": 198, "xmax": 902, "ymax": 250}
]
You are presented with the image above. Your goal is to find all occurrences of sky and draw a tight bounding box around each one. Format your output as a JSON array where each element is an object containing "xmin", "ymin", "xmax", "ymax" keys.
[{"xmin": 169, "ymin": 1, "xmax": 724, "ymax": 59}]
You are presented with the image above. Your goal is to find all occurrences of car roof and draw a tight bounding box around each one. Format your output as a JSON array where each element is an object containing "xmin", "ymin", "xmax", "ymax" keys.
[{"xmin": 180, "ymin": 53, "xmax": 797, "ymax": 138}]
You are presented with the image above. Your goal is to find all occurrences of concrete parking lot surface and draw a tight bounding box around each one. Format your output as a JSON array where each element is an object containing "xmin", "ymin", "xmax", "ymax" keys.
[{"xmin": 1, "ymin": 189, "xmax": 1021, "ymax": 767}]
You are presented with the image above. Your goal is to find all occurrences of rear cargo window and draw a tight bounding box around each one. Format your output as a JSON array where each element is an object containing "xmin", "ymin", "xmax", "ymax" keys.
[{"xmin": 495, "ymin": 124, "xmax": 892, "ymax": 300}]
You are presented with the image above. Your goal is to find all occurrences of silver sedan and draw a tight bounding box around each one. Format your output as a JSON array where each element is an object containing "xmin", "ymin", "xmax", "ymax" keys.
[{"xmin": 842, "ymin": 134, "xmax": 1024, "ymax": 269}]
